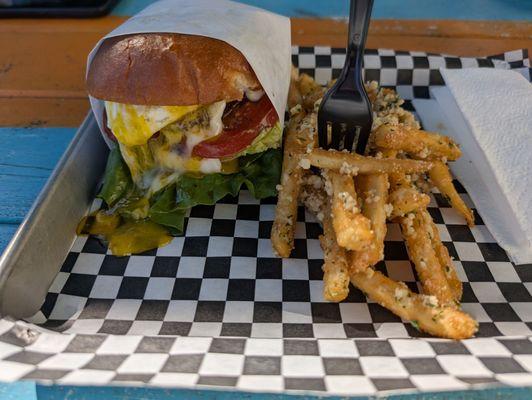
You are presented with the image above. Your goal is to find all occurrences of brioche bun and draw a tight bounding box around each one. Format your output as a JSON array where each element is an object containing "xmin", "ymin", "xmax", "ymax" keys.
[{"xmin": 87, "ymin": 33, "xmax": 261, "ymax": 106}]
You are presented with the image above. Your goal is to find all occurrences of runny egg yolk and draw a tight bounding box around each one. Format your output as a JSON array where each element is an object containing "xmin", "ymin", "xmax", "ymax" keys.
[{"xmin": 105, "ymin": 101, "xmax": 199, "ymax": 147}]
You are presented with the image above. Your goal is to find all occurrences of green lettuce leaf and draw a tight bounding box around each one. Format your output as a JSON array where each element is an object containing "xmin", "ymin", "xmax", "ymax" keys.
[
  {"xmin": 148, "ymin": 148, "xmax": 281, "ymax": 234},
  {"xmin": 98, "ymin": 146, "xmax": 133, "ymax": 207},
  {"xmin": 148, "ymin": 184, "xmax": 187, "ymax": 234},
  {"xmin": 174, "ymin": 173, "xmax": 246, "ymax": 209},
  {"xmin": 99, "ymin": 148, "xmax": 281, "ymax": 235},
  {"xmin": 240, "ymin": 147, "xmax": 282, "ymax": 198}
]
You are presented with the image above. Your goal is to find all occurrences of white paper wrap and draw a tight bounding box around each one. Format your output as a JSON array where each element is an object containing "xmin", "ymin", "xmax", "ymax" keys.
[
  {"xmin": 86, "ymin": 0, "xmax": 291, "ymax": 146},
  {"xmin": 413, "ymin": 68, "xmax": 532, "ymax": 264}
]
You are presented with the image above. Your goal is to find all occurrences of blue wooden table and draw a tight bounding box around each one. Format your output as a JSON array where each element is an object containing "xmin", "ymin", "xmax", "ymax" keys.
[
  {"xmin": 1, "ymin": 381, "xmax": 532, "ymax": 400},
  {"xmin": 1, "ymin": 1, "xmax": 531, "ymax": 399}
]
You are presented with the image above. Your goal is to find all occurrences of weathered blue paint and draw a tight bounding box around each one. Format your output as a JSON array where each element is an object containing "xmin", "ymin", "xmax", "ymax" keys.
[
  {"xmin": 0, "ymin": 382, "xmax": 37, "ymax": 400},
  {"xmin": 0, "ymin": 128, "xmax": 75, "ymax": 173},
  {"xmin": 112, "ymin": 0, "xmax": 532, "ymax": 20},
  {"xmin": 1, "ymin": 382, "xmax": 532, "ymax": 400},
  {"xmin": 0, "ymin": 128, "xmax": 74, "ymax": 252},
  {"xmin": 0, "ymin": 224, "xmax": 18, "ymax": 252}
]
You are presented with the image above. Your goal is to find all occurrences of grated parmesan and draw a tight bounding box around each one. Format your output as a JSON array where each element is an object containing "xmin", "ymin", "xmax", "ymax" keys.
[
  {"xmin": 417, "ymin": 147, "xmax": 430, "ymax": 159},
  {"xmin": 403, "ymin": 213, "xmax": 416, "ymax": 236},
  {"xmin": 322, "ymin": 171, "xmax": 333, "ymax": 196},
  {"xmin": 338, "ymin": 191, "xmax": 360, "ymax": 213},
  {"xmin": 365, "ymin": 189, "xmax": 381, "ymax": 204},
  {"xmin": 299, "ymin": 158, "xmax": 311, "ymax": 169},
  {"xmin": 422, "ymin": 295, "xmax": 439, "ymax": 308},
  {"xmin": 339, "ymin": 162, "xmax": 359, "ymax": 176},
  {"xmin": 289, "ymin": 104, "xmax": 303, "ymax": 116},
  {"xmin": 394, "ymin": 286, "xmax": 409, "ymax": 302},
  {"xmin": 305, "ymin": 174, "xmax": 323, "ymax": 189}
]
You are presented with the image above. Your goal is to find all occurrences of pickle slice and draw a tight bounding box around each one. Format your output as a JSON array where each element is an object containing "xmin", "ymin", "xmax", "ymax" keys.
[{"xmin": 108, "ymin": 220, "xmax": 172, "ymax": 257}]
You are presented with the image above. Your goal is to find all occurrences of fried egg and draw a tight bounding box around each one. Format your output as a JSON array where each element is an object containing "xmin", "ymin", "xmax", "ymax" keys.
[{"xmin": 105, "ymin": 102, "xmax": 199, "ymax": 146}]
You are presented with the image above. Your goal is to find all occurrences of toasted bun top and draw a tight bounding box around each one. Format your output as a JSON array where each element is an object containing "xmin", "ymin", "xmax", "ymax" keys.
[{"xmin": 87, "ymin": 33, "xmax": 261, "ymax": 106}]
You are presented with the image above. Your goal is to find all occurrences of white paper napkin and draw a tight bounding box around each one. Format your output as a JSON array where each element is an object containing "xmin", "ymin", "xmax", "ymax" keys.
[
  {"xmin": 414, "ymin": 68, "xmax": 532, "ymax": 264},
  {"xmin": 86, "ymin": 0, "xmax": 292, "ymax": 146}
]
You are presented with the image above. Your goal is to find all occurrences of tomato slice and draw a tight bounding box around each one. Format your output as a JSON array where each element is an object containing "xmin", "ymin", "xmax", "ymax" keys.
[
  {"xmin": 102, "ymin": 109, "xmax": 117, "ymax": 142},
  {"xmin": 192, "ymin": 95, "xmax": 278, "ymax": 159}
]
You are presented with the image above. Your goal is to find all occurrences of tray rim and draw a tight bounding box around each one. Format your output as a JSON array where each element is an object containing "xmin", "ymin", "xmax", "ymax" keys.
[{"xmin": 0, "ymin": 112, "xmax": 108, "ymax": 318}]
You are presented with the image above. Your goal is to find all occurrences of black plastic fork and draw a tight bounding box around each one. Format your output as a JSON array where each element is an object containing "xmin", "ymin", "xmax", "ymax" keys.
[{"xmin": 317, "ymin": 0, "xmax": 374, "ymax": 154}]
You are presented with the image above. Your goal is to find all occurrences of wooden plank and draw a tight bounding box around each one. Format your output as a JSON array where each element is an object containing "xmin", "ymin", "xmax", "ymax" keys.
[
  {"xmin": 113, "ymin": 0, "xmax": 532, "ymax": 20},
  {"xmin": 0, "ymin": 127, "xmax": 75, "ymax": 223},
  {"xmin": 0, "ymin": 97, "xmax": 90, "ymax": 127},
  {"xmin": 1, "ymin": 379, "xmax": 532, "ymax": 400},
  {"xmin": 0, "ymin": 18, "xmax": 530, "ymax": 127},
  {"xmin": 292, "ymin": 19, "xmax": 532, "ymax": 49},
  {"xmin": 0, "ymin": 127, "xmax": 74, "ymax": 169},
  {"xmin": 0, "ymin": 18, "xmax": 529, "ymax": 93},
  {"xmin": 0, "ymin": 224, "xmax": 18, "ymax": 254},
  {"xmin": 0, "ymin": 174, "xmax": 48, "ymax": 223}
]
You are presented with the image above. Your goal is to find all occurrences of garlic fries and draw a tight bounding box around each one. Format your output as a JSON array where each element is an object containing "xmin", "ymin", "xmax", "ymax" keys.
[
  {"xmin": 349, "ymin": 268, "xmax": 477, "ymax": 339},
  {"xmin": 374, "ymin": 124, "xmax": 462, "ymax": 161},
  {"xmin": 271, "ymin": 111, "xmax": 315, "ymax": 257},
  {"xmin": 272, "ymin": 72, "xmax": 478, "ymax": 339},
  {"xmin": 328, "ymin": 171, "xmax": 373, "ymax": 252},
  {"xmin": 320, "ymin": 198, "xmax": 351, "ymax": 302},
  {"xmin": 400, "ymin": 210, "xmax": 456, "ymax": 307},
  {"xmin": 350, "ymin": 174, "xmax": 388, "ymax": 272},
  {"xmin": 429, "ymin": 161, "xmax": 475, "ymax": 226},
  {"xmin": 308, "ymin": 149, "xmax": 433, "ymax": 175}
]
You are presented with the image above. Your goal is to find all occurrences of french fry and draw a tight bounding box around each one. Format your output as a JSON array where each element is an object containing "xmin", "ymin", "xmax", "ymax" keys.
[
  {"xmin": 349, "ymin": 173, "xmax": 388, "ymax": 272},
  {"xmin": 288, "ymin": 66, "xmax": 303, "ymax": 110},
  {"xmin": 320, "ymin": 203, "xmax": 351, "ymax": 302},
  {"xmin": 298, "ymin": 73, "xmax": 325, "ymax": 111},
  {"xmin": 349, "ymin": 268, "xmax": 477, "ymax": 339},
  {"xmin": 328, "ymin": 171, "xmax": 374, "ymax": 252},
  {"xmin": 299, "ymin": 174, "xmax": 327, "ymax": 219},
  {"xmin": 271, "ymin": 111, "xmax": 315, "ymax": 257},
  {"xmin": 412, "ymin": 173, "xmax": 433, "ymax": 194},
  {"xmin": 308, "ymin": 149, "xmax": 432, "ymax": 175},
  {"xmin": 381, "ymin": 142, "xmax": 463, "ymax": 303},
  {"xmin": 428, "ymin": 218, "xmax": 463, "ymax": 302},
  {"xmin": 389, "ymin": 186, "xmax": 430, "ymax": 219},
  {"xmin": 400, "ymin": 210, "xmax": 456, "ymax": 307},
  {"xmin": 272, "ymin": 80, "xmax": 478, "ymax": 339},
  {"xmin": 374, "ymin": 124, "xmax": 462, "ymax": 161},
  {"xmin": 429, "ymin": 161, "xmax": 475, "ymax": 226},
  {"xmin": 378, "ymin": 148, "xmax": 398, "ymax": 159},
  {"xmin": 320, "ymin": 206, "xmax": 477, "ymax": 339}
]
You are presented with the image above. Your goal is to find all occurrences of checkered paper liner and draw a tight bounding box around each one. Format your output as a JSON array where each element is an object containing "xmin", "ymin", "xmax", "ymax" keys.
[{"xmin": 0, "ymin": 48, "xmax": 531, "ymax": 396}]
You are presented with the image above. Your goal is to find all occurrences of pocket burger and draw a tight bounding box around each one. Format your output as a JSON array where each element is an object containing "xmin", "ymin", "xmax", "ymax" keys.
[{"xmin": 81, "ymin": 33, "xmax": 282, "ymax": 255}]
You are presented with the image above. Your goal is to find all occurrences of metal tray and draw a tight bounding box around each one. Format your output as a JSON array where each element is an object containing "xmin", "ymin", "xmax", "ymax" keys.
[{"xmin": 0, "ymin": 113, "xmax": 107, "ymax": 319}]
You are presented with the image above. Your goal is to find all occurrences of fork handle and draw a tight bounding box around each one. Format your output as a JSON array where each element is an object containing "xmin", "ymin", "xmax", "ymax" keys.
[{"xmin": 339, "ymin": 0, "xmax": 374, "ymax": 91}]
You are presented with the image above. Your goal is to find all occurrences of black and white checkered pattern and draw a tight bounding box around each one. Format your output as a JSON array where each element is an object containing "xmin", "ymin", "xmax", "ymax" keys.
[
  {"xmin": 293, "ymin": 47, "xmax": 530, "ymax": 96},
  {"xmin": 1, "ymin": 320, "xmax": 532, "ymax": 393},
  {"xmin": 0, "ymin": 48, "xmax": 530, "ymax": 395}
]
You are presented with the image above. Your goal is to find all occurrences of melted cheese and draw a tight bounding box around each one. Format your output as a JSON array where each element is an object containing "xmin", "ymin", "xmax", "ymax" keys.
[
  {"xmin": 149, "ymin": 101, "xmax": 226, "ymax": 174},
  {"xmin": 184, "ymin": 100, "xmax": 226, "ymax": 155},
  {"xmin": 108, "ymin": 100, "xmax": 244, "ymax": 197},
  {"xmin": 105, "ymin": 102, "xmax": 199, "ymax": 146}
]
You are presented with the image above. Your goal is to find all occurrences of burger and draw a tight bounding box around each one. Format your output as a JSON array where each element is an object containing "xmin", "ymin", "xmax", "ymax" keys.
[{"xmin": 81, "ymin": 33, "xmax": 283, "ymax": 255}]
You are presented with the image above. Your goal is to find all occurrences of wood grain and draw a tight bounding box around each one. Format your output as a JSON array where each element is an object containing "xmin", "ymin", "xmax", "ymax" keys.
[
  {"xmin": 0, "ymin": 17, "xmax": 530, "ymax": 127},
  {"xmin": 0, "ymin": 127, "xmax": 75, "ymax": 223},
  {"xmin": 0, "ymin": 98, "xmax": 90, "ymax": 127},
  {"xmin": 0, "ymin": 224, "xmax": 18, "ymax": 253}
]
